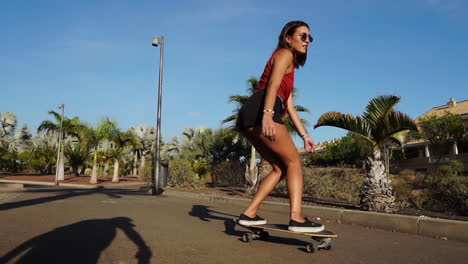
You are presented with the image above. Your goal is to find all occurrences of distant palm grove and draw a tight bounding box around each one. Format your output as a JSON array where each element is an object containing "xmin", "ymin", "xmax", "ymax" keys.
[{"xmin": 1, "ymin": 77, "xmax": 467, "ymax": 215}]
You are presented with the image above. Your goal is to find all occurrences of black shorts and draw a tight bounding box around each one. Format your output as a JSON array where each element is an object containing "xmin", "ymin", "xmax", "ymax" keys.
[{"xmin": 235, "ymin": 89, "xmax": 284, "ymax": 131}]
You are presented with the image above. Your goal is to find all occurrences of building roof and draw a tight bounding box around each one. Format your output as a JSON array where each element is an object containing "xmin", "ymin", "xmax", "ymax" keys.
[
  {"xmin": 418, "ymin": 98, "xmax": 468, "ymax": 120},
  {"xmin": 405, "ymin": 98, "xmax": 467, "ymax": 146}
]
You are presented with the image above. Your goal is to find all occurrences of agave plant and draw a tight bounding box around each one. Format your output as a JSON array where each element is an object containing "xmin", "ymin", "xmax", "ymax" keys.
[{"xmin": 314, "ymin": 95, "xmax": 418, "ymax": 212}]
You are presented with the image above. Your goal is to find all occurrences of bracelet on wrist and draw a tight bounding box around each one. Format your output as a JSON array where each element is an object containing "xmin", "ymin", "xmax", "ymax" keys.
[
  {"xmin": 300, "ymin": 133, "xmax": 310, "ymax": 139},
  {"xmin": 263, "ymin": 109, "xmax": 275, "ymax": 114}
]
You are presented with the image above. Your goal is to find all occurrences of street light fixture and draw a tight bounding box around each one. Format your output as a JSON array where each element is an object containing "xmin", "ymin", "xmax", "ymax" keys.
[
  {"xmin": 54, "ymin": 104, "xmax": 64, "ymax": 186},
  {"xmin": 152, "ymin": 35, "xmax": 164, "ymax": 195}
]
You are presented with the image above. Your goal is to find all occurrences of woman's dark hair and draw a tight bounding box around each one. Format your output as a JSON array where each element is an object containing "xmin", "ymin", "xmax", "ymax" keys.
[{"xmin": 277, "ymin": 21, "xmax": 310, "ymax": 68}]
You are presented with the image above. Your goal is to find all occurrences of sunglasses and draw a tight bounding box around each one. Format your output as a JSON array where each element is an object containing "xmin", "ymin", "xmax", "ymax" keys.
[{"xmin": 297, "ymin": 33, "xmax": 313, "ymax": 43}]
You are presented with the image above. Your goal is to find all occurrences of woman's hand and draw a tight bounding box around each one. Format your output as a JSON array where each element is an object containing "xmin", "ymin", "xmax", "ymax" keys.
[
  {"xmin": 304, "ymin": 136, "xmax": 316, "ymax": 153},
  {"xmin": 262, "ymin": 114, "xmax": 276, "ymax": 141}
]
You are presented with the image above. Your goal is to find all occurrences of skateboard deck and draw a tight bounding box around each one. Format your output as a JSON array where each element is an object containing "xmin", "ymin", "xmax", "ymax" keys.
[{"xmin": 234, "ymin": 218, "xmax": 337, "ymax": 253}]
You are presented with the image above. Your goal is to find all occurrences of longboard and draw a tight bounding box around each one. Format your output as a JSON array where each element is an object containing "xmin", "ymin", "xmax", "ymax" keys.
[{"xmin": 234, "ymin": 218, "xmax": 337, "ymax": 253}]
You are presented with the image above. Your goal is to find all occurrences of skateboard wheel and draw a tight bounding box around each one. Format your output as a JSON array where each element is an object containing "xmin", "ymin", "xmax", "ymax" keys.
[
  {"xmin": 242, "ymin": 233, "xmax": 253, "ymax": 242},
  {"xmin": 318, "ymin": 238, "xmax": 332, "ymax": 250},
  {"xmin": 306, "ymin": 243, "xmax": 318, "ymax": 253},
  {"xmin": 259, "ymin": 231, "xmax": 269, "ymax": 239}
]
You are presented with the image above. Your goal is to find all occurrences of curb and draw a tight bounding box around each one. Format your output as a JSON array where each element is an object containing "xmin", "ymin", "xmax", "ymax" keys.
[
  {"xmin": 163, "ymin": 189, "xmax": 468, "ymax": 243},
  {"xmin": 0, "ymin": 179, "xmax": 145, "ymax": 189}
]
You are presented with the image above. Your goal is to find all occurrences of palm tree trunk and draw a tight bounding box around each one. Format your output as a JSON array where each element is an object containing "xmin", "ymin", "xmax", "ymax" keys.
[
  {"xmin": 58, "ymin": 148, "xmax": 65, "ymax": 180},
  {"xmin": 139, "ymin": 154, "xmax": 146, "ymax": 176},
  {"xmin": 90, "ymin": 149, "xmax": 98, "ymax": 184},
  {"xmin": 133, "ymin": 151, "xmax": 138, "ymax": 175},
  {"xmin": 359, "ymin": 147, "xmax": 396, "ymax": 213},
  {"xmin": 112, "ymin": 159, "xmax": 120, "ymax": 183},
  {"xmin": 72, "ymin": 164, "xmax": 79, "ymax": 176},
  {"xmin": 245, "ymin": 146, "xmax": 259, "ymax": 195},
  {"xmin": 104, "ymin": 161, "xmax": 110, "ymax": 178},
  {"xmin": 383, "ymin": 146, "xmax": 390, "ymax": 174},
  {"xmin": 259, "ymin": 158, "xmax": 271, "ymax": 181}
]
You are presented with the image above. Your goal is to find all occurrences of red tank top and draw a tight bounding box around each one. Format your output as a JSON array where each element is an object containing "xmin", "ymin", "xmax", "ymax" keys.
[{"xmin": 256, "ymin": 48, "xmax": 295, "ymax": 116}]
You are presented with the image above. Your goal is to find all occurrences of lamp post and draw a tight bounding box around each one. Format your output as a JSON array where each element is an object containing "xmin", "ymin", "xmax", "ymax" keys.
[
  {"xmin": 54, "ymin": 104, "xmax": 64, "ymax": 185},
  {"xmin": 152, "ymin": 35, "xmax": 164, "ymax": 195}
]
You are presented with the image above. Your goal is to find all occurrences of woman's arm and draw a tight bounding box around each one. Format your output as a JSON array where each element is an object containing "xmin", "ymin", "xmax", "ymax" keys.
[
  {"xmin": 287, "ymin": 95, "xmax": 316, "ymax": 153},
  {"xmin": 262, "ymin": 49, "xmax": 293, "ymax": 141}
]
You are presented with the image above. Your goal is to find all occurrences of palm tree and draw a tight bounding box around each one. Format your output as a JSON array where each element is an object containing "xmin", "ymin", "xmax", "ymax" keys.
[
  {"xmin": 37, "ymin": 111, "xmax": 84, "ymax": 180},
  {"xmin": 0, "ymin": 111, "xmax": 17, "ymax": 139},
  {"xmin": 222, "ymin": 76, "xmax": 259, "ymax": 194},
  {"xmin": 314, "ymin": 95, "xmax": 418, "ymax": 212},
  {"xmin": 1, "ymin": 112, "xmax": 18, "ymax": 166},
  {"xmin": 86, "ymin": 118, "xmax": 118, "ymax": 184},
  {"xmin": 110, "ymin": 130, "xmax": 140, "ymax": 183},
  {"xmin": 64, "ymin": 144, "xmax": 88, "ymax": 176},
  {"xmin": 8, "ymin": 124, "xmax": 33, "ymax": 152},
  {"xmin": 129, "ymin": 125, "xmax": 156, "ymax": 177}
]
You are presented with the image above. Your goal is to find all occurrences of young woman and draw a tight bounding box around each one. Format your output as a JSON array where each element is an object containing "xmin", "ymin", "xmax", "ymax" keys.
[{"xmin": 236, "ymin": 21, "xmax": 324, "ymax": 233}]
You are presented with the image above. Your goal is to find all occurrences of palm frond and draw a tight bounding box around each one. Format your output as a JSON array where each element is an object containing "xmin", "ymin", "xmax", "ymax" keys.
[
  {"xmin": 221, "ymin": 114, "xmax": 237, "ymax": 125},
  {"xmin": 97, "ymin": 117, "xmax": 118, "ymax": 140},
  {"xmin": 228, "ymin": 94, "xmax": 250, "ymax": 105},
  {"xmin": 246, "ymin": 75, "xmax": 258, "ymax": 93},
  {"xmin": 47, "ymin": 110, "xmax": 67, "ymax": 123},
  {"xmin": 294, "ymin": 104, "xmax": 310, "ymax": 113},
  {"xmin": 37, "ymin": 120, "xmax": 58, "ymax": 134},
  {"xmin": 363, "ymin": 95, "xmax": 401, "ymax": 125},
  {"xmin": 373, "ymin": 111, "xmax": 418, "ymax": 145},
  {"xmin": 314, "ymin": 111, "xmax": 375, "ymax": 145}
]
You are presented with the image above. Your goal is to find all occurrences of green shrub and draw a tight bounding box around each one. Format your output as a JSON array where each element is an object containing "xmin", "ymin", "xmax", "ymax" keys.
[
  {"xmin": 84, "ymin": 167, "xmax": 92, "ymax": 176},
  {"xmin": 193, "ymin": 160, "xmax": 209, "ymax": 179},
  {"xmin": 0, "ymin": 150, "xmax": 24, "ymax": 173},
  {"xmin": 305, "ymin": 133, "xmax": 372, "ymax": 168},
  {"xmin": 421, "ymin": 161, "xmax": 468, "ymax": 215},
  {"xmin": 139, "ymin": 158, "xmax": 153, "ymax": 184},
  {"xmin": 213, "ymin": 161, "xmax": 245, "ymax": 186},
  {"xmin": 168, "ymin": 158, "xmax": 199, "ymax": 187}
]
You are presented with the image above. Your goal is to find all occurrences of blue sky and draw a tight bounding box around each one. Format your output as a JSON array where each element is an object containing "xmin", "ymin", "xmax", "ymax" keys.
[{"xmin": 1, "ymin": 0, "xmax": 467, "ymax": 144}]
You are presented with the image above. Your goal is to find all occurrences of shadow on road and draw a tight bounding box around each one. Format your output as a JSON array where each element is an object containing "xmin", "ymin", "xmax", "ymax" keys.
[
  {"xmin": 189, "ymin": 204, "xmax": 244, "ymax": 237},
  {"xmin": 188, "ymin": 205, "xmax": 310, "ymax": 250},
  {"xmin": 0, "ymin": 217, "xmax": 152, "ymax": 264},
  {"xmin": 0, "ymin": 186, "xmax": 149, "ymax": 211}
]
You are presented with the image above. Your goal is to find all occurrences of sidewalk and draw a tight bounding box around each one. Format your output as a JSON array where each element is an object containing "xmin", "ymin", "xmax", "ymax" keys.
[
  {"xmin": 0, "ymin": 179, "xmax": 145, "ymax": 189},
  {"xmin": 0, "ymin": 174, "xmax": 145, "ymax": 189}
]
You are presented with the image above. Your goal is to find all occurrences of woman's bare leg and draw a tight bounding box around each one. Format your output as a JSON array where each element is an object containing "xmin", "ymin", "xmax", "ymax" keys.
[
  {"xmin": 241, "ymin": 127, "xmax": 286, "ymax": 218},
  {"xmin": 241, "ymin": 124, "xmax": 306, "ymax": 222}
]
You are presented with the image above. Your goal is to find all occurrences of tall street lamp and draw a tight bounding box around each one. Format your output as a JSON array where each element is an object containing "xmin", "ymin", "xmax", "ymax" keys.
[
  {"xmin": 54, "ymin": 103, "xmax": 64, "ymax": 185},
  {"xmin": 152, "ymin": 35, "xmax": 164, "ymax": 195}
]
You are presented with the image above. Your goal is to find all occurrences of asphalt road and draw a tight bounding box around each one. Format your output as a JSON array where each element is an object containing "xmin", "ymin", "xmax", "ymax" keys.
[{"xmin": 0, "ymin": 186, "xmax": 467, "ymax": 264}]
